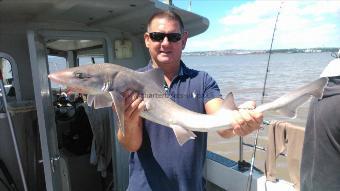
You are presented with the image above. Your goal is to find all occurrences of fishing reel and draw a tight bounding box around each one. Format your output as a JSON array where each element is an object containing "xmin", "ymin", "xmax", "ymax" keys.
[{"xmin": 54, "ymin": 92, "xmax": 72, "ymax": 108}]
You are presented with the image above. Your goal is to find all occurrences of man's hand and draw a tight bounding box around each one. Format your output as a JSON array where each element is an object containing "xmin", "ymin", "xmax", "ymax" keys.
[
  {"xmin": 115, "ymin": 90, "xmax": 144, "ymax": 152},
  {"xmin": 123, "ymin": 90, "xmax": 144, "ymax": 126},
  {"xmin": 217, "ymin": 101, "xmax": 263, "ymax": 138}
]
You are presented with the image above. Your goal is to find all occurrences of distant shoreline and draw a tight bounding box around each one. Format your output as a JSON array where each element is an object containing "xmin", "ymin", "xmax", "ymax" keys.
[{"xmin": 183, "ymin": 47, "xmax": 339, "ymax": 56}]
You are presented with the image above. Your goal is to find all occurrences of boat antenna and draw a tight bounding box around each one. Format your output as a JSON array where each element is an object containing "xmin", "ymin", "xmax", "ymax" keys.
[
  {"xmin": 0, "ymin": 63, "xmax": 28, "ymax": 191},
  {"xmin": 245, "ymin": 1, "xmax": 283, "ymax": 191}
]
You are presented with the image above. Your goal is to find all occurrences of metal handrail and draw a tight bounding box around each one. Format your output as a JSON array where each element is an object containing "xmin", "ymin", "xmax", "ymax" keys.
[
  {"xmin": 241, "ymin": 141, "xmax": 287, "ymax": 157},
  {"xmin": 238, "ymin": 120, "xmax": 287, "ymax": 165}
]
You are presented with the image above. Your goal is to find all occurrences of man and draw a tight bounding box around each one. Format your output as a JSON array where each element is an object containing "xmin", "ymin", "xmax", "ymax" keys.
[
  {"xmin": 300, "ymin": 58, "xmax": 340, "ymax": 191},
  {"xmin": 116, "ymin": 10, "xmax": 263, "ymax": 191}
]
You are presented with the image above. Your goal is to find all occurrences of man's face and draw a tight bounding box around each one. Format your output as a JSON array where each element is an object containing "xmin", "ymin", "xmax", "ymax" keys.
[{"xmin": 144, "ymin": 17, "xmax": 188, "ymax": 66}]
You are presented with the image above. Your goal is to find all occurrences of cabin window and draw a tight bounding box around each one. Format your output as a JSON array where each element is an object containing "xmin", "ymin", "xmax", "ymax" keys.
[
  {"xmin": 78, "ymin": 56, "xmax": 104, "ymax": 66},
  {"xmin": 0, "ymin": 58, "xmax": 16, "ymax": 101},
  {"xmin": 77, "ymin": 41, "xmax": 105, "ymax": 66},
  {"xmin": 48, "ymin": 55, "xmax": 67, "ymax": 90}
]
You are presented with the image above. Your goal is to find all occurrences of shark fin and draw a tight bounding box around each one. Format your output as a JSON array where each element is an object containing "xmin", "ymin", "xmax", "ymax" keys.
[
  {"xmin": 222, "ymin": 92, "xmax": 238, "ymax": 110},
  {"xmin": 170, "ymin": 124, "xmax": 197, "ymax": 146},
  {"xmin": 276, "ymin": 94, "xmax": 310, "ymax": 118},
  {"xmin": 109, "ymin": 91, "xmax": 125, "ymax": 135},
  {"xmin": 275, "ymin": 78, "xmax": 328, "ymax": 118},
  {"xmin": 87, "ymin": 95, "xmax": 95, "ymax": 107},
  {"xmin": 93, "ymin": 93, "xmax": 113, "ymax": 109},
  {"xmin": 140, "ymin": 68, "xmax": 164, "ymax": 89}
]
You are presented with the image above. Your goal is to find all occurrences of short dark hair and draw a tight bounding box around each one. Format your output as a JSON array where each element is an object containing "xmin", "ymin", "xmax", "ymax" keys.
[{"xmin": 147, "ymin": 10, "xmax": 184, "ymax": 33}]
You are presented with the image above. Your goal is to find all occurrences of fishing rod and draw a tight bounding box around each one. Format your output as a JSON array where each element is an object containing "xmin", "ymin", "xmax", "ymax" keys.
[
  {"xmin": 245, "ymin": 2, "xmax": 283, "ymax": 191},
  {"xmin": 0, "ymin": 66, "xmax": 28, "ymax": 191}
]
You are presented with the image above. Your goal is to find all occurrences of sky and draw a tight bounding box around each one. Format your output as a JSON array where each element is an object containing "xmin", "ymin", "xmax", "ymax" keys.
[{"xmin": 172, "ymin": 0, "xmax": 340, "ymax": 52}]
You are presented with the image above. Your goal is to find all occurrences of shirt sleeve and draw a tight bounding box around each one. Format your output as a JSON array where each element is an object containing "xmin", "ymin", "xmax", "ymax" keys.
[{"xmin": 203, "ymin": 72, "xmax": 222, "ymax": 104}]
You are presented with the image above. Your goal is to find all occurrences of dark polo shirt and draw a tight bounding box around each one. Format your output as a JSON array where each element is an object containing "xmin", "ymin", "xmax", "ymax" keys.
[
  {"xmin": 301, "ymin": 76, "xmax": 340, "ymax": 191},
  {"xmin": 127, "ymin": 61, "xmax": 221, "ymax": 191}
]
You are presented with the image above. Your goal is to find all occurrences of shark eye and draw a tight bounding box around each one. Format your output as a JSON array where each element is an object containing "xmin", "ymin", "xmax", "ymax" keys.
[{"xmin": 74, "ymin": 72, "xmax": 91, "ymax": 79}]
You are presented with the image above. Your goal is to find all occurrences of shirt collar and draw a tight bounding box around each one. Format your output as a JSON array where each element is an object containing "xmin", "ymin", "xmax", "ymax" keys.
[{"xmin": 147, "ymin": 60, "xmax": 190, "ymax": 77}]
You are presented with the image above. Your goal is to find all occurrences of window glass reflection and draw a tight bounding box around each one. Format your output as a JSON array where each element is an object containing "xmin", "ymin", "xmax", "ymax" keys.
[
  {"xmin": 0, "ymin": 58, "xmax": 15, "ymax": 112},
  {"xmin": 0, "ymin": 58, "xmax": 15, "ymax": 98}
]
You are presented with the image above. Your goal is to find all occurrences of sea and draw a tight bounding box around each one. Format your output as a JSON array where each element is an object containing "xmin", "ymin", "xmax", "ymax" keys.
[{"xmin": 182, "ymin": 52, "xmax": 335, "ymax": 181}]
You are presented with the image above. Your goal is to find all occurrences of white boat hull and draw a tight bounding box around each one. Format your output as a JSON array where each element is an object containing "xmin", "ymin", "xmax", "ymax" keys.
[{"xmin": 205, "ymin": 151, "xmax": 295, "ymax": 191}]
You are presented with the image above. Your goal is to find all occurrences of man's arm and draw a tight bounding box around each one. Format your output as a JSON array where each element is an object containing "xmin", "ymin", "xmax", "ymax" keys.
[
  {"xmin": 205, "ymin": 98, "xmax": 263, "ymax": 138},
  {"xmin": 116, "ymin": 91, "xmax": 144, "ymax": 152}
]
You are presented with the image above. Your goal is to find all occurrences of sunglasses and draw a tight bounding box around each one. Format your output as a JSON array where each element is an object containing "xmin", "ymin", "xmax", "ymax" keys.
[{"xmin": 148, "ymin": 32, "xmax": 182, "ymax": 42}]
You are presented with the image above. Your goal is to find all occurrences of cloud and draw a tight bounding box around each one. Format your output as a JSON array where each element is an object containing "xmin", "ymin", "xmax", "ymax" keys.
[{"xmin": 186, "ymin": 0, "xmax": 340, "ymax": 51}]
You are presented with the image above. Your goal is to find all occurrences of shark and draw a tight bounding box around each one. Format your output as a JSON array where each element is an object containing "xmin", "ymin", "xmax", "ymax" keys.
[{"xmin": 48, "ymin": 63, "xmax": 328, "ymax": 145}]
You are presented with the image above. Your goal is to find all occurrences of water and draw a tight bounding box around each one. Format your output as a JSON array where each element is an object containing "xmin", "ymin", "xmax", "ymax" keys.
[
  {"xmin": 183, "ymin": 52, "xmax": 333, "ymax": 124},
  {"xmin": 183, "ymin": 52, "xmax": 331, "ymax": 103},
  {"xmin": 182, "ymin": 52, "xmax": 334, "ymax": 181}
]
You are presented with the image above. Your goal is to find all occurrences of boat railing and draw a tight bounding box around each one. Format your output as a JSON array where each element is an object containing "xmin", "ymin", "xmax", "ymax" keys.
[
  {"xmin": 238, "ymin": 121, "xmax": 288, "ymax": 166},
  {"xmin": 239, "ymin": 136, "xmax": 287, "ymax": 164}
]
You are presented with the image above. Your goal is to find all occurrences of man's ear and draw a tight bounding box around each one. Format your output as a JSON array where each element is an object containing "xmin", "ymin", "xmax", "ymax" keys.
[
  {"xmin": 181, "ymin": 31, "xmax": 189, "ymax": 50},
  {"xmin": 144, "ymin": 33, "xmax": 150, "ymax": 48}
]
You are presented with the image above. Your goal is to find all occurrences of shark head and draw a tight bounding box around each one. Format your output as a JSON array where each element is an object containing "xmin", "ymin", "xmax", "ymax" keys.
[{"xmin": 48, "ymin": 64, "xmax": 114, "ymax": 95}]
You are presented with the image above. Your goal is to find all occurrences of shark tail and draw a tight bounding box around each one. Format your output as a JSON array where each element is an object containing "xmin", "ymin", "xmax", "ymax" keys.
[
  {"xmin": 276, "ymin": 94, "xmax": 311, "ymax": 118},
  {"xmin": 276, "ymin": 77, "xmax": 328, "ymax": 118},
  {"xmin": 256, "ymin": 77, "xmax": 328, "ymax": 118}
]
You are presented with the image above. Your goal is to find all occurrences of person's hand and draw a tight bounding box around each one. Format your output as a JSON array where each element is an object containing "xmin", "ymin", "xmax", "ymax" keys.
[
  {"xmin": 217, "ymin": 101, "xmax": 263, "ymax": 138},
  {"xmin": 232, "ymin": 101, "xmax": 263, "ymax": 136},
  {"xmin": 122, "ymin": 90, "xmax": 144, "ymax": 128},
  {"xmin": 114, "ymin": 89, "xmax": 144, "ymax": 151}
]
